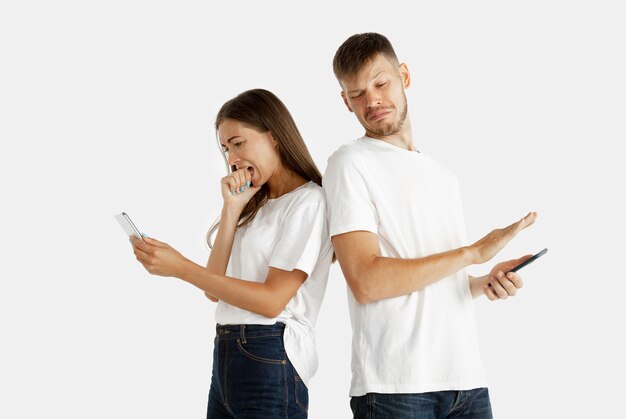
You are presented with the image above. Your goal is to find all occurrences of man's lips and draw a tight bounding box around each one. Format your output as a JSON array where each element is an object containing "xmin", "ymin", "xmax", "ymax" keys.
[{"xmin": 368, "ymin": 109, "xmax": 392, "ymax": 122}]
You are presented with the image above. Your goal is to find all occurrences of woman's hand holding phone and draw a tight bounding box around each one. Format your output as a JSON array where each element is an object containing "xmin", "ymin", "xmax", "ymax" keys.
[{"xmin": 130, "ymin": 235, "xmax": 195, "ymax": 278}]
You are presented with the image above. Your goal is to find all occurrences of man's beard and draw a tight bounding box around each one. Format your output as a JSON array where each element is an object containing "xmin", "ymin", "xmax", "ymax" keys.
[{"xmin": 367, "ymin": 91, "xmax": 408, "ymax": 136}]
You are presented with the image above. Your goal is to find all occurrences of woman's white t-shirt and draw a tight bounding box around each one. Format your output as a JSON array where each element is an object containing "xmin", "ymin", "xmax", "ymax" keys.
[
  {"xmin": 323, "ymin": 136, "xmax": 487, "ymax": 397},
  {"xmin": 215, "ymin": 181, "xmax": 333, "ymax": 387}
]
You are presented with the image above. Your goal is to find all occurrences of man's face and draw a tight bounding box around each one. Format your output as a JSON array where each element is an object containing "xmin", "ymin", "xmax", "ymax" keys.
[{"xmin": 339, "ymin": 54, "xmax": 410, "ymax": 137}]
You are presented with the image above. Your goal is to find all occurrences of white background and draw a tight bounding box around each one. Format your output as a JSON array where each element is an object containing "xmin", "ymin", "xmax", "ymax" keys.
[{"xmin": 2, "ymin": 1, "xmax": 625, "ymax": 418}]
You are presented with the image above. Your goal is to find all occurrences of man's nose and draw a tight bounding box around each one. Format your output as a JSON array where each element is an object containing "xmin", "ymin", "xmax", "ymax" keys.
[{"xmin": 365, "ymin": 90, "xmax": 382, "ymax": 108}]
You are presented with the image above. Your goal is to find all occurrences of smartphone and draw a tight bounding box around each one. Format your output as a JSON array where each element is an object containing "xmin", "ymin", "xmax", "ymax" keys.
[
  {"xmin": 508, "ymin": 248, "xmax": 548, "ymax": 273},
  {"xmin": 115, "ymin": 212, "xmax": 144, "ymax": 241}
]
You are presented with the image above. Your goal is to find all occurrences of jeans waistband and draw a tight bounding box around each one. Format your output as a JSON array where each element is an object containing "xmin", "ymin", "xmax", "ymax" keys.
[{"xmin": 215, "ymin": 322, "xmax": 285, "ymax": 341}]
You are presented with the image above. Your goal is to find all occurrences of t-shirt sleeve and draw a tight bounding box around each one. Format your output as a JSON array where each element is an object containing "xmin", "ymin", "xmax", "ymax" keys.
[
  {"xmin": 268, "ymin": 196, "xmax": 327, "ymax": 277},
  {"xmin": 323, "ymin": 149, "xmax": 378, "ymax": 237}
]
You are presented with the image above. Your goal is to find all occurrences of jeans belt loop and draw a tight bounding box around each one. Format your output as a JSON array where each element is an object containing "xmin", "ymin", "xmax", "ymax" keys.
[{"xmin": 240, "ymin": 324, "xmax": 247, "ymax": 344}]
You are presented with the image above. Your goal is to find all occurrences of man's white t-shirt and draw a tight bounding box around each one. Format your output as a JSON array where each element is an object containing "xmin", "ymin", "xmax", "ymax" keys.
[
  {"xmin": 323, "ymin": 136, "xmax": 487, "ymax": 397},
  {"xmin": 215, "ymin": 181, "xmax": 333, "ymax": 387}
]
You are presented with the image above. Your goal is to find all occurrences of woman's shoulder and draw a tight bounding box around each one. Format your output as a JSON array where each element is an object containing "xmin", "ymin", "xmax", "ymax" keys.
[
  {"xmin": 280, "ymin": 181, "xmax": 326, "ymax": 212},
  {"xmin": 294, "ymin": 181, "xmax": 326, "ymax": 203}
]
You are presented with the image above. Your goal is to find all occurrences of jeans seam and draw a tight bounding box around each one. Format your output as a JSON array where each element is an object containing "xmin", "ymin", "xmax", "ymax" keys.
[
  {"xmin": 283, "ymin": 360, "xmax": 288, "ymax": 419},
  {"xmin": 294, "ymin": 375, "xmax": 308, "ymax": 413},
  {"xmin": 449, "ymin": 390, "xmax": 466, "ymax": 415},
  {"xmin": 217, "ymin": 333, "xmax": 283, "ymax": 341},
  {"xmin": 236, "ymin": 338, "xmax": 287, "ymax": 365},
  {"xmin": 222, "ymin": 340, "xmax": 231, "ymax": 412}
]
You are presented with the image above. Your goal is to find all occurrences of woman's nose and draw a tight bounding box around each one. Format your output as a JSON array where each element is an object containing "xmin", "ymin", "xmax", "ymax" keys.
[{"xmin": 227, "ymin": 151, "xmax": 240, "ymax": 166}]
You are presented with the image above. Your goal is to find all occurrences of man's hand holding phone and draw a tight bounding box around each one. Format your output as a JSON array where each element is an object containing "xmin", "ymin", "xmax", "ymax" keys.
[{"xmin": 483, "ymin": 248, "xmax": 548, "ymax": 301}]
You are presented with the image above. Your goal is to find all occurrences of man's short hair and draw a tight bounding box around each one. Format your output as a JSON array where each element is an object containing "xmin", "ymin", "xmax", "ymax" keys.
[{"xmin": 333, "ymin": 32, "xmax": 399, "ymax": 81}]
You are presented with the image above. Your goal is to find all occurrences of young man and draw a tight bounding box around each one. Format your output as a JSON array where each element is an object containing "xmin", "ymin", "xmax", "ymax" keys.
[{"xmin": 323, "ymin": 32, "xmax": 537, "ymax": 418}]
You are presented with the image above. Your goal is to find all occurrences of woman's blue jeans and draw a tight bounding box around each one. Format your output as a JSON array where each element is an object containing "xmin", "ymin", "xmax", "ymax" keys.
[{"xmin": 207, "ymin": 323, "xmax": 308, "ymax": 418}]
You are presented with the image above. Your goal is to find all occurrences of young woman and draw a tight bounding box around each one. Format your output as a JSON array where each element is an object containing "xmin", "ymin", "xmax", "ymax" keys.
[{"xmin": 130, "ymin": 89, "xmax": 333, "ymax": 418}]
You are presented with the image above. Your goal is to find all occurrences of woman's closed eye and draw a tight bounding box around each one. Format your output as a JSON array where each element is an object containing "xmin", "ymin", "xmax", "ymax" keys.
[{"xmin": 221, "ymin": 141, "xmax": 244, "ymax": 153}]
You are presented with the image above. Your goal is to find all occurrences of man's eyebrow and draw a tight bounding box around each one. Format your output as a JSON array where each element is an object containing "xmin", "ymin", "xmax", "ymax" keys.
[
  {"xmin": 347, "ymin": 71, "xmax": 384, "ymax": 94},
  {"xmin": 370, "ymin": 70, "xmax": 384, "ymax": 81}
]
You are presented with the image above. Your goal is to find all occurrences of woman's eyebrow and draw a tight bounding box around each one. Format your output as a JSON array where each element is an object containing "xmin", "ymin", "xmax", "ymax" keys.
[{"xmin": 221, "ymin": 136, "xmax": 242, "ymax": 147}]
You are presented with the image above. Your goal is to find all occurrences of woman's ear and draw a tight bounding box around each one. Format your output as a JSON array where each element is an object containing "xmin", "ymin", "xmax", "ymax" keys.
[{"xmin": 268, "ymin": 131, "xmax": 279, "ymax": 148}]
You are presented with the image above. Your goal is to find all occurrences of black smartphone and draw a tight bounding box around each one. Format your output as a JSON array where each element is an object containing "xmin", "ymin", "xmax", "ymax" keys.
[{"xmin": 508, "ymin": 248, "xmax": 548, "ymax": 273}]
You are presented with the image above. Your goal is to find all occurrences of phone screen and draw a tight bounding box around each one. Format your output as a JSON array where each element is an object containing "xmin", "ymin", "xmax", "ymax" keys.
[
  {"xmin": 508, "ymin": 248, "xmax": 548, "ymax": 273},
  {"xmin": 115, "ymin": 212, "xmax": 143, "ymax": 241}
]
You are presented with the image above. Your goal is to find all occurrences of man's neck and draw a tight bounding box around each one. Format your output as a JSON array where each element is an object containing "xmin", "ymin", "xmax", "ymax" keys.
[{"xmin": 364, "ymin": 118, "xmax": 418, "ymax": 152}]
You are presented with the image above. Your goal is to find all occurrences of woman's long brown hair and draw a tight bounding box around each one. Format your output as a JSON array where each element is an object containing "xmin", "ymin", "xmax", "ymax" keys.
[{"xmin": 207, "ymin": 89, "xmax": 323, "ymax": 247}]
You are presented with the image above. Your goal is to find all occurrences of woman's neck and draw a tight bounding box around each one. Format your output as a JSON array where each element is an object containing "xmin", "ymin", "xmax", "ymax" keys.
[{"xmin": 266, "ymin": 168, "xmax": 307, "ymax": 199}]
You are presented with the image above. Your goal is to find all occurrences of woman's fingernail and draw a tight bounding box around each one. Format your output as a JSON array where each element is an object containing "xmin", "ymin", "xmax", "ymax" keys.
[
  {"xmin": 240, "ymin": 186, "xmax": 245, "ymax": 192},
  {"xmin": 141, "ymin": 233, "xmax": 149, "ymax": 238},
  {"xmin": 232, "ymin": 190, "xmax": 236, "ymax": 195},
  {"xmin": 246, "ymin": 181, "xmax": 251, "ymax": 187}
]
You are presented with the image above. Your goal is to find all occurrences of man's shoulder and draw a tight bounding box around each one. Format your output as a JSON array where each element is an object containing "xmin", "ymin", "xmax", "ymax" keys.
[{"xmin": 327, "ymin": 137, "xmax": 370, "ymax": 167}]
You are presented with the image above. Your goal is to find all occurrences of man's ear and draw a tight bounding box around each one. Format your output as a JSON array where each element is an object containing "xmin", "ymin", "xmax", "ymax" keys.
[
  {"xmin": 341, "ymin": 91, "xmax": 354, "ymax": 113},
  {"xmin": 399, "ymin": 63, "xmax": 411, "ymax": 89}
]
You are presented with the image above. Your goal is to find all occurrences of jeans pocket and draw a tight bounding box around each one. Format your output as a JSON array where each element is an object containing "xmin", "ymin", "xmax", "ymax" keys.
[
  {"xmin": 295, "ymin": 374, "xmax": 309, "ymax": 413},
  {"xmin": 236, "ymin": 337, "xmax": 287, "ymax": 365}
]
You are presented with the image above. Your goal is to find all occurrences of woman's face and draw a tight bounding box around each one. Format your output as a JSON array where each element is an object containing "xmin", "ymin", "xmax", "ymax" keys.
[{"xmin": 217, "ymin": 119, "xmax": 282, "ymax": 187}]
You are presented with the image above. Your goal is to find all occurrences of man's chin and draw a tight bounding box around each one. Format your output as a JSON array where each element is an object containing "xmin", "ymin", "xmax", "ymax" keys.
[{"xmin": 370, "ymin": 123, "xmax": 401, "ymax": 137}]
